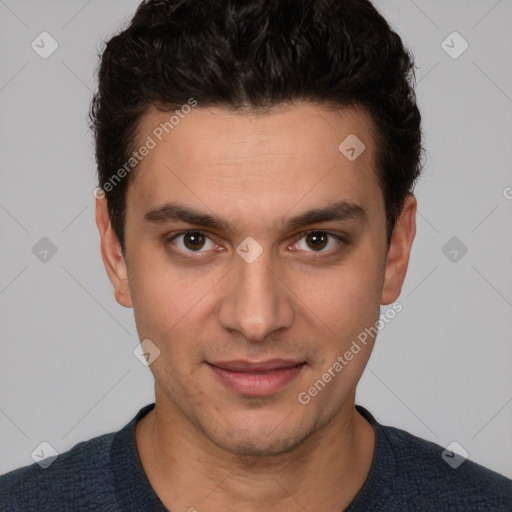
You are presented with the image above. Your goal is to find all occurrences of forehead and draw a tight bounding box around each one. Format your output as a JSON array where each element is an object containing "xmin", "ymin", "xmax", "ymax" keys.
[
  {"xmin": 134, "ymin": 102, "xmax": 376, "ymax": 165},
  {"xmin": 126, "ymin": 102, "xmax": 383, "ymax": 233}
]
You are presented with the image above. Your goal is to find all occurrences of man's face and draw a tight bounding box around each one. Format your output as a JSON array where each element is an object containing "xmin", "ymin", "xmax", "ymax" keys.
[{"xmin": 98, "ymin": 102, "xmax": 414, "ymax": 457}]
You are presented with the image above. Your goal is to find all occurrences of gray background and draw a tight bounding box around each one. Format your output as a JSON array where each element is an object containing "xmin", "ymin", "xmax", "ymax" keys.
[{"xmin": 1, "ymin": 0, "xmax": 511, "ymax": 479}]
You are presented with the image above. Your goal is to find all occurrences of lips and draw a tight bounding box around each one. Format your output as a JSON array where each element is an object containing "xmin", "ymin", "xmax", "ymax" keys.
[
  {"xmin": 209, "ymin": 359, "xmax": 304, "ymax": 373},
  {"xmin": 207, "ymin": 359, "xmax": 306, "ymax": 396}
]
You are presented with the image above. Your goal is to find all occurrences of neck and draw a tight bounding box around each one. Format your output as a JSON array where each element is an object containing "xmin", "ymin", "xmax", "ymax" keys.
[{"xmin": 135, "ymin": 391, "xmax": 375, "ymax": 511}]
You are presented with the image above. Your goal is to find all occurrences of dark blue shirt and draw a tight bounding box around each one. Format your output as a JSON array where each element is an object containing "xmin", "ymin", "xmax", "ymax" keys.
[{"xmin": 0, "ymin": 403, "xmax": 510, "ymax": 511}]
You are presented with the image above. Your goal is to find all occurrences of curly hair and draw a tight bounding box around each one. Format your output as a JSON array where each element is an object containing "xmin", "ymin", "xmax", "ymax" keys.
[{"xmin": 90, "ymin": 0, "xmax": 423, "ymax": 255}]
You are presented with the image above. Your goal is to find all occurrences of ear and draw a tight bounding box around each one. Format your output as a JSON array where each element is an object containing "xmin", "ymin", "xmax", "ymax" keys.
[
  {"xmin": 381, "ymin": 194, "xmax": 417, "ymax": 305},
  {"xmin": 95, "ymin": 196, "xmax": 133, "ymax": 308}
]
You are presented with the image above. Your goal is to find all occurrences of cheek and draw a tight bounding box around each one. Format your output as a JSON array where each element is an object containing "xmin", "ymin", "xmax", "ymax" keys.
[
  {"xmin": 127, "ymin": 246, "xmax": 222, "ymax": 337},
  {"xmin": 300, "ymin": 256, "xmax": 383, "ymax": 332},
  {"xmin": 300, "ymin": 266, "xmax": 380, "ymax": 400},
  {"xmin": 305, "ymin": 268, "xmax": 383, "ymax": 391}
]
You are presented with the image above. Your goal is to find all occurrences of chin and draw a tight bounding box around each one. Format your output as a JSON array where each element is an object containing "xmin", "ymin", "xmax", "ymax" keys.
[
  {"xmin": 215, "ymin": 432, "xmax": 303, "ymax": 459},
  {"xmin": 203, "ymin": 413, "xmax": 318, "ymax": 459}
]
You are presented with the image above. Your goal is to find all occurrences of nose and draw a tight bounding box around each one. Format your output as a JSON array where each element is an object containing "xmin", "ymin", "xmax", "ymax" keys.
[{"xmin": 217, "ymin": 248, "xmax": 295, "ymax": 342}]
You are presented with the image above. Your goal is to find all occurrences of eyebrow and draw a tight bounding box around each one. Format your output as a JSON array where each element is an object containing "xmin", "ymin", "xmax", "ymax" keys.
[{"xmin": 143, "ymin": 200, "xmax": 367, "ymax": 232}]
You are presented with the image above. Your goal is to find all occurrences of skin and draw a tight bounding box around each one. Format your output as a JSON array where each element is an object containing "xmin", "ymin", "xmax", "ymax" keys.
[{"xmin": 96, "ymin": 102, "xmax": 417, "ymax": 511}]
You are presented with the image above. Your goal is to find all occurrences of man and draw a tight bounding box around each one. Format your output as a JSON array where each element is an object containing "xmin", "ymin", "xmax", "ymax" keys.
[{"xmin": 1, "ymin": 0, "xmax": 510, "ymax": 510}]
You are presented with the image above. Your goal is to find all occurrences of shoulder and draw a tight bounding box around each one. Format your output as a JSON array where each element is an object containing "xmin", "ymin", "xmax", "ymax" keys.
[
  {"xmin": 380, "ymin": 423, "xmax": 512, "ymax": 510},
  {"xmin": 0, "ymin": 432, "xmax": 117, "ymax": 511}
]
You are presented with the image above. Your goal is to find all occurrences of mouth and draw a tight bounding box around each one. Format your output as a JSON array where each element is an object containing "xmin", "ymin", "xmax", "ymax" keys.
[{"xmin": 207, "ymin": 359, "xmax": 307, "ymax": 396}]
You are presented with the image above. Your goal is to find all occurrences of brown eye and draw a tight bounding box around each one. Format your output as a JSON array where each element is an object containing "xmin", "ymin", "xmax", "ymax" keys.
[
  {"xmin": 168, "ymin": 231, "xmax": 216, "ymax": 253},
  {"xmin": 305, "ymin": 232, "xmax": 329, "ymax": 251},
  {"xmin": 183, "ymin": 232, "xmax": 206, "ymax": 251},
  {"xmin": 292, "ymin": 231, "xmax": 346, "ymax": 254}
]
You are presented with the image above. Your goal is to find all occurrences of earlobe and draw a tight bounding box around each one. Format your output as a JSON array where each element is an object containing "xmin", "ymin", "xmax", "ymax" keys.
[
  {"xmin": 380, "ymin": 194, "xmax": 417, "ymax": 306},
  {"xmin": 95, "ymin": 197, "xmax": 133, "ymax": 308}
]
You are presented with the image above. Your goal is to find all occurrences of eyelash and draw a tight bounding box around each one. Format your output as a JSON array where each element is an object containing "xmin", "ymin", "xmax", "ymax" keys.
[{"xmin": 165, "ymin": 229, "xmax": 348, "ymax": 258}]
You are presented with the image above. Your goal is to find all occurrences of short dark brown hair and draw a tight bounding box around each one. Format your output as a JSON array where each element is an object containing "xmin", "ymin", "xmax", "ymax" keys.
[{"xmin": 90, "ymin": 0, "xmax": 423, "ymax": 254}]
